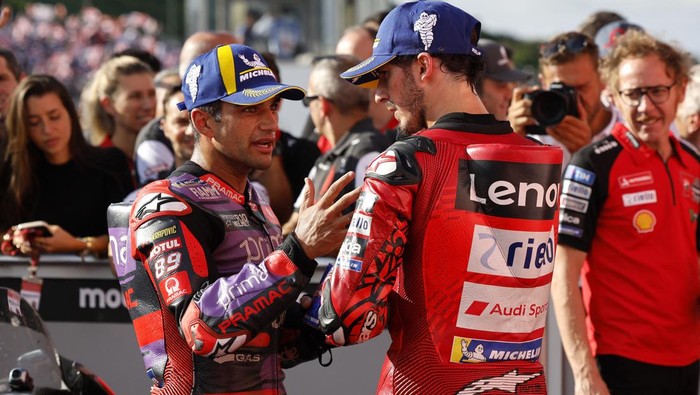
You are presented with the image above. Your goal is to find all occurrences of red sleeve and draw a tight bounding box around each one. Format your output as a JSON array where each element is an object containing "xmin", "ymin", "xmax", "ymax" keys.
[{"xmin": 319, "ymin": 149, "xmax": 419, "ymax": 345}]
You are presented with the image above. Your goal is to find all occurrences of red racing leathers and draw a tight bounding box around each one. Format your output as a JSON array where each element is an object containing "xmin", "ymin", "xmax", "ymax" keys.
[{"xmin": 319, "ymin": 114, "xmax": 563, "ymax": 394}]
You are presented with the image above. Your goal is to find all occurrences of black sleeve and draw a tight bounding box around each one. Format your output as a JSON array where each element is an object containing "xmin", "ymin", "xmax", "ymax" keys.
[{"xmin": 557, "ymin": 146, "xmax": 612, "ymax": 252}]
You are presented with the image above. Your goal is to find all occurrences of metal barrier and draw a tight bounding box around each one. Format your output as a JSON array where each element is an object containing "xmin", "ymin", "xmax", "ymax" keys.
[{"xmin": 0, "ymin": 255, "xmax": 576, "ymax": 394}]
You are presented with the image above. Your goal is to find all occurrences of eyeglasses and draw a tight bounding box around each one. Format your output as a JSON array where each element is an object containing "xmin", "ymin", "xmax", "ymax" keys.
[
  {"xmin": 617, "ymin": 84, "xmax": 675, "ymax": 107},
  {"xmin": 540, "ymin": 35, "xmax": 593, "ymax": 58},
  {"xmin": 302, "ymin": 95, "xmax": 320, "ymax": 107}
]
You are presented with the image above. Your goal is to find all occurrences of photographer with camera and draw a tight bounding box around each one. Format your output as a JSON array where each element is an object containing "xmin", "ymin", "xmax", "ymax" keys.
[{"xmin": 508, "ymin": 31, "xmax": 617, "ymax": 165}]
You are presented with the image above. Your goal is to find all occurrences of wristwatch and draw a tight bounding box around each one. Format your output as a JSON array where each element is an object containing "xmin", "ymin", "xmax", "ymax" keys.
[{"xmin": 79, "ymin": 237, "xmax": 95, "ymax": 256}]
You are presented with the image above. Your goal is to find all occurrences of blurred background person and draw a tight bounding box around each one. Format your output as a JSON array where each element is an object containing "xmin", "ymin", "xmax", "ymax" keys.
[
  {"xmin": 0, "ymin": 47, "xmax": 23, "ymax": 154},
  {"xmin": 111, "ymin": 47, "xmax": 162, "ymax": 74},
  {"xmin": 476, "ymin": 39, "xmax": 531, "ymax": 121},
  {"xmin": 282, "ymin": 55, "xmax": 390, "ymax": 238},
  {"xmin": 133, "ymin": 69, "xmax": 181, "ymax": 187},
  {"xmin": 177, "ymin": 31, "xmax": 237, "ymax": 78},
  {"xmin": 677, "ymin": 64, "xmax": 700, "ymax": 149},
  {"xmin": 249, "ymin": 52, "xmax": 320, "ymax": 224},
  {"xmin": 0, "ymin": 75, "xmax": 133, "ymax": 255},
  {"xmin": 336, "ymin": 24, "xmax": 398, "ymax": 136},
  {"xmin": 153, "ymin": 68, "xmax": 181, "ymax": 118},
  {"xmin": 132, "ymin": 85, "xmax": 191, "ymax": 191},
  {"xmin": 80, "ymin": 55, "xmax": 155, "ymax": 162},
  {"xmin": 577, "ymin": 10, "xmax": 626, "ymax": 40}
]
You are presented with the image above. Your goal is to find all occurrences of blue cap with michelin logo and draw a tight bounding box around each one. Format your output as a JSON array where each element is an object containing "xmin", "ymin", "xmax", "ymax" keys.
[
  {"xmin": 177, "ymin": 44, "xmax": 305, "ymax": 111},
  {"xmin": 341, "ymin": 0, "xmax": 482, "ymax": 87}
]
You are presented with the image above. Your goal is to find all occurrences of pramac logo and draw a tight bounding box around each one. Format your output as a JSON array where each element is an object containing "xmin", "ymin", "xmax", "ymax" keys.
[{"xmin": 159, "ymin": 271, "xmax": 191, "ymax": 305}]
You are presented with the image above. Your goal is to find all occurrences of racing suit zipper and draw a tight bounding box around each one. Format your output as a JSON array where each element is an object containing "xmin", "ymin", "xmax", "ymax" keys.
[{"xmin": 663, "ymin": 160, "xmax": 676, "ymax": 205}]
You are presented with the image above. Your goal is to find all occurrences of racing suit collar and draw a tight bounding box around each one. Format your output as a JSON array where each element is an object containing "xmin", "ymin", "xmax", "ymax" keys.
[{"xmin": 429, "ymin": 113, "xmax": 513, "ymax": 135}]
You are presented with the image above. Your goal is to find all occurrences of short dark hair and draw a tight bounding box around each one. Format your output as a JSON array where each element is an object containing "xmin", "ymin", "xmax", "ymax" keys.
[
  {"xmin": 393, "ymin": 53, "xmax": 485, "ymax": 91},
  {"xmin": 198, "ymin": 100, "xmax": 222, "ymax": 122},
  {"xmin": 112, "ymin": 48, "xmax": 161, "ymax": 73},
  {"xmin": 0, "ymin": 48, "xmax": 21, "ymax": 81},
  {"xmin": 162, "ymin": 85, "xmax": 183, "ymax": 117}
]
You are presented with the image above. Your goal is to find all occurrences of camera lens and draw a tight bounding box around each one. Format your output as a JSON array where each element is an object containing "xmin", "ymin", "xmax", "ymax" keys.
[{"xmin": 530, "ymin": 91, "xmax": 568, "ymax": 127}]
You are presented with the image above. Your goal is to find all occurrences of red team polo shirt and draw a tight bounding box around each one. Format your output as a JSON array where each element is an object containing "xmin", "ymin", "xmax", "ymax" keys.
[{"xmin": 558, "ymin": 123, "xmax": 700, "ymax": 366}]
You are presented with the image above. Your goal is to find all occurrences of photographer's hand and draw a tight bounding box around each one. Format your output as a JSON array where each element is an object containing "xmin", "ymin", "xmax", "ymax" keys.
[
  {"xmin": 507, "ymin": 86, "xmax": 538, "ymax": 136},
  {"xmin": 547, "ymin": 98, "xmax": 592, "ymax": 153}
]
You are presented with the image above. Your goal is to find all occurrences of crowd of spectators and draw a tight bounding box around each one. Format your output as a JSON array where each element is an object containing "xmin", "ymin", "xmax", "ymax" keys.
[
  {"xmin": 0, "ymin": 3, "xmax": 179, "ymax": 100},
  {"xmin": 0, "ymin": 2, "xmax": 698, "ymax": 394}
]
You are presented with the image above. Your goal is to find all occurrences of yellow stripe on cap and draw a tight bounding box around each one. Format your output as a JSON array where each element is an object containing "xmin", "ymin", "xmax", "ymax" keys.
[{"xmin": 217, "ymin": 46, "xmax": 237, "ymax": 94}]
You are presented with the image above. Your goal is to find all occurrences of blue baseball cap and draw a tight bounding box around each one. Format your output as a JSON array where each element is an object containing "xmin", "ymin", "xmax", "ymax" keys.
[
  {"xmin": 177, "ymin": 44, "xmax": 305, "ymax": 111},
  {"xmin": 341, "ymin": 0, "xmax": 482, "ymax": 87}
]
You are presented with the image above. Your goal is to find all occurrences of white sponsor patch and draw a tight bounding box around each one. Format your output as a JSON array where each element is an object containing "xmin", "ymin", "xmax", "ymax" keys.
[
  {"xmin": 457, "ymin": 370, "xmax": 541, "ymax": 395},
  {"xmin": 559, "ymin": 225, "xmax": 583, "ymax": 238},
  {"xmin": 560, "ymin": 194, "xmax": 589, "ymax": 213},
  {"xmin": 622, "ymin": 190, "xmax": 657, "ymax": 207},
  {"xmin": 467, "ymin": 225, "xmax": 555, "ymax": 279},
  {"xmin": 456, "ymin": 282, "xmax": 550, "ymax": 333},
  {"xmin": 618, "ymin": 171, "xmax": 653, "ymax": 189},
  {"xmin": 8, "ymin": 289, "xmax": 21, "ymax": 315},
  {"xmin": 348, "ymin": 213, "xmax": 372, "ymax": 236},
  {"xmin": 562, "ymin": 179, "xmax": 592, "ymax": 199}
]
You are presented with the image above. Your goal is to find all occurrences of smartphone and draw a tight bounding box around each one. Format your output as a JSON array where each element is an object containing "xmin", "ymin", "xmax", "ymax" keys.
[{"xmin": 16, "ymin": 220, "xmax": 53, "ymax": 237}]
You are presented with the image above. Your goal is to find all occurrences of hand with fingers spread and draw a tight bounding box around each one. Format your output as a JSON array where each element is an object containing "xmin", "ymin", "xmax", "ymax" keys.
[{"xmin": 293, "ymin": 171, "xmax": 361, "ymax": 259}]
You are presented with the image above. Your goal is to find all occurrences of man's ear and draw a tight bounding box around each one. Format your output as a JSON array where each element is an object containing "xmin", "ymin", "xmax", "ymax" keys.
[
  {"xmin": 415, "ymin": 53, "xmax": 433, "ymax": 82},
  {"xmin": 190, "ymin": 108, "xmax": 214, "ymax": 139},
  {"xmin": 319, "ymin": 97, "xmax": 333, "ymax": 118}
]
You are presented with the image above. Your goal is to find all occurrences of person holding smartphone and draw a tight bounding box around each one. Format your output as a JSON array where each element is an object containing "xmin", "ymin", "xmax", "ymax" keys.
[{"xmin": 0, "ymin": 75, "xmax": 133, "ymax": 256}]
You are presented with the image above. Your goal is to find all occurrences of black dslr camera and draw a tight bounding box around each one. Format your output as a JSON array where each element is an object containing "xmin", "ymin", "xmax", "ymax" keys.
[{"xmin": 524, "ymin": 82, "xmax": 578, "ymax": 135}]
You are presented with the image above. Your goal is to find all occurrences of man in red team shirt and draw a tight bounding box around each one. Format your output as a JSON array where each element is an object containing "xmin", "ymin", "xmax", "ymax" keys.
[
  {"xmin": 551, "ymin": 30, "xmax": 700, "ymax": 395},
  {"xmin": 317, "ymin": 1, "xmax": 563, "ymax": 393}
]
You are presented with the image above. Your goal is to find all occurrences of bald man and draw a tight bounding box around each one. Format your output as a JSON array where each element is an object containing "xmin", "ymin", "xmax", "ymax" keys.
[
  {"xmin": 178, "ymin": 31, "xmax": 238, "ymax": 77},
  {"xmin": 335, "ymin": 25, "xmax": 397, "ymax": 135}
]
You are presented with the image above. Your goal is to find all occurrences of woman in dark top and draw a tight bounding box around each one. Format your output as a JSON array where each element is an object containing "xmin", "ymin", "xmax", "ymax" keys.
[{"xmin": 0, "ymin": 75, "xmax": 133, "ymax": 255}]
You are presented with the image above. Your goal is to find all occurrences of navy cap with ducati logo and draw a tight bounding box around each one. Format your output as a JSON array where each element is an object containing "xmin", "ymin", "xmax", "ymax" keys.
[
  {"xmin": 177, "ymin": 44, "xmax": 305, "ymax": 111},
  {"xmin": 340, "ymin": 0, "xmax": 482, "ymax": 88}
]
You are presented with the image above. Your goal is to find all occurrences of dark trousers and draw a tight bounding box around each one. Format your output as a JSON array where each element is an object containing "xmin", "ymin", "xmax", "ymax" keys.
[{"xmin": 597, "ymin": 354, "xmax": 699, "ymax": 395}]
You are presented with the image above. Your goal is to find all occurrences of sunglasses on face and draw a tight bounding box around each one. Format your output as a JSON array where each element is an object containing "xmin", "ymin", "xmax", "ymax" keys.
[
  {"xmin": 540, "ymin": 35, "xmax": 593, "ymax": 58},
  {"xmin": 302, "ymin": 95, "xmax": 320, "ymax": 107}
]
